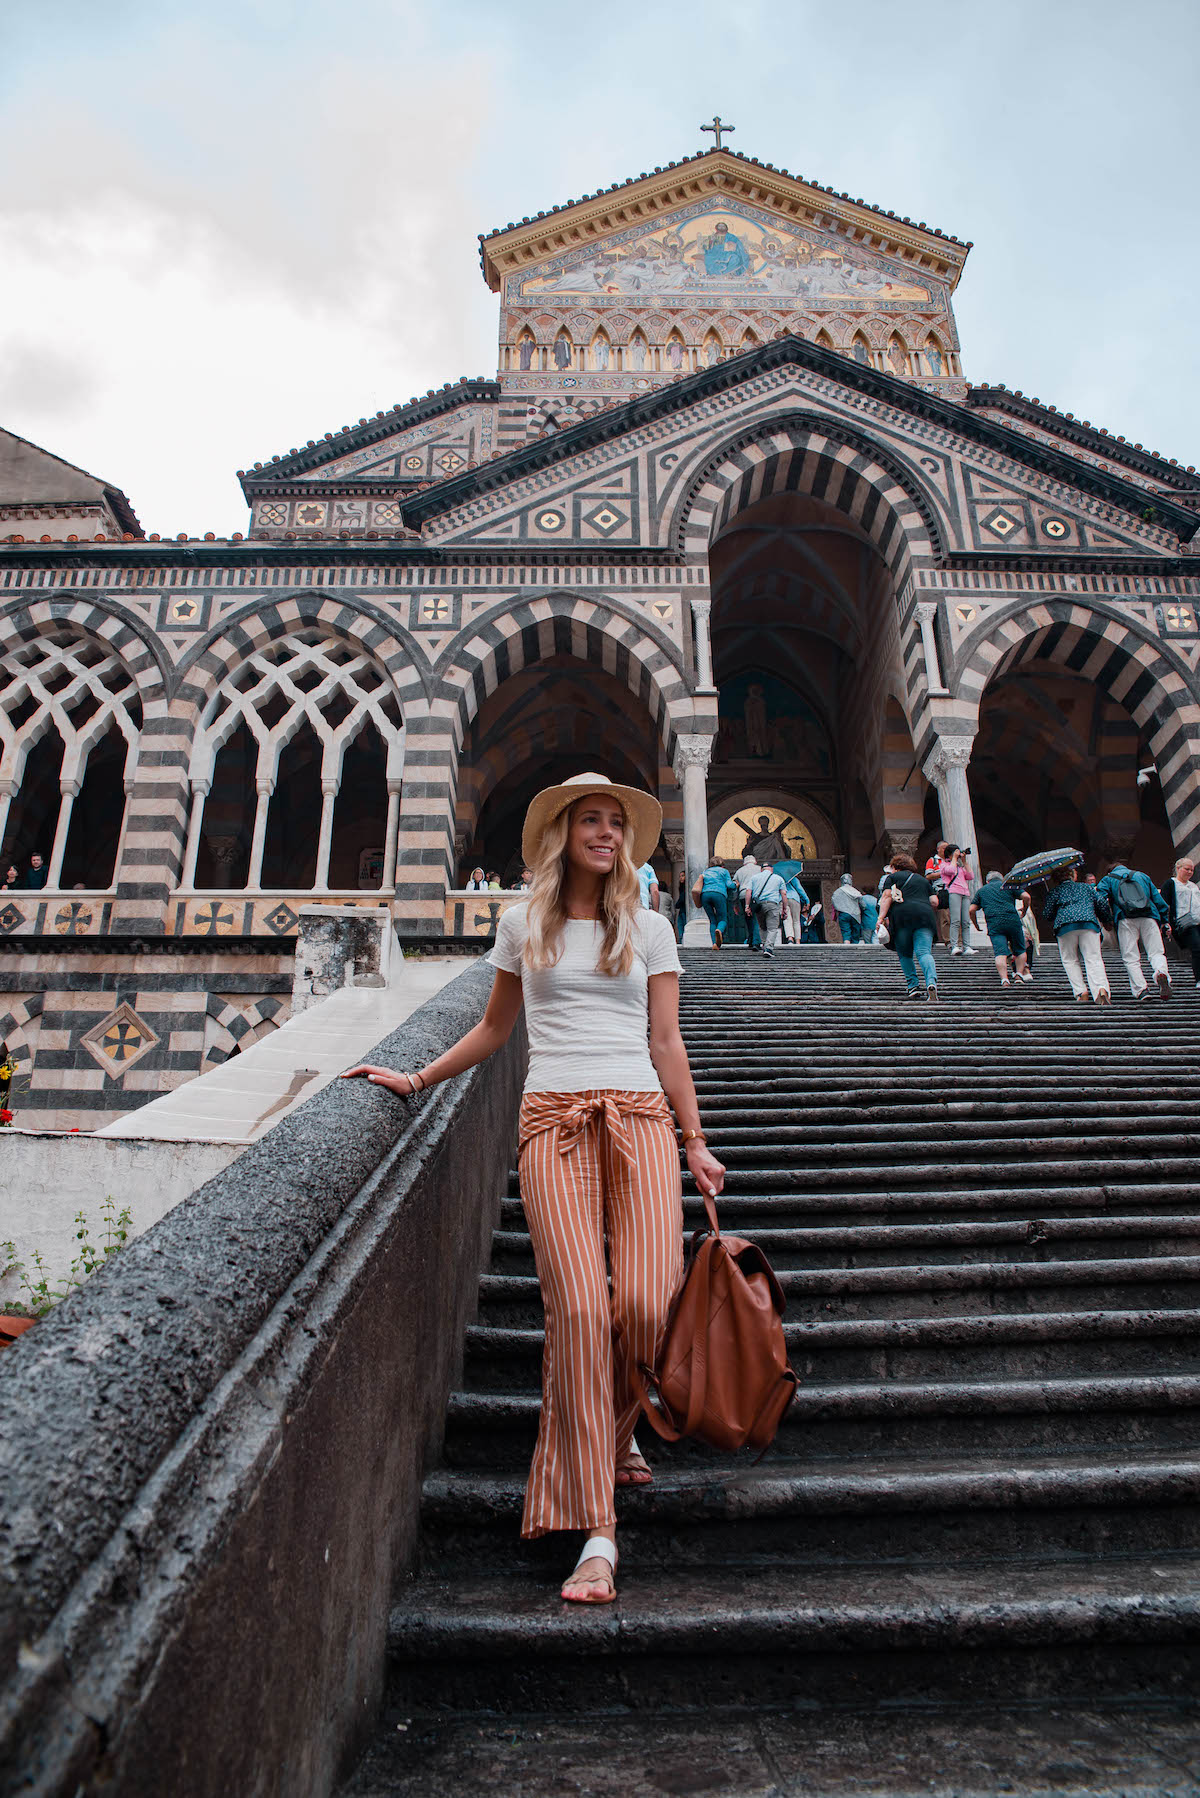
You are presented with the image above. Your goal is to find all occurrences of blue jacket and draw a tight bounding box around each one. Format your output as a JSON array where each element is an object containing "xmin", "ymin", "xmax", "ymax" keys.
[{"xmin": 1094, "ymin": 865, "xmax": 1168, "ymax": 926}]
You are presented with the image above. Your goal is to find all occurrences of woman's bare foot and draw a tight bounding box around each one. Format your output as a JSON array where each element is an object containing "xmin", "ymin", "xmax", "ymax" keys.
[
  {"xmin": 615, "ymin": 1443, "xmax": 653, "ymax": 1487},
  {"xmin": 561, "ymin": 1533, "xmax": 617, "ymax": 1604}
]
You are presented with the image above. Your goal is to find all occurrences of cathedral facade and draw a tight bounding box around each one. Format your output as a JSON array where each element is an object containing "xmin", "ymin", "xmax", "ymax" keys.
[{"xmin": 2, "ymin": 147, "xmax": 1198, "ymax": 1128}]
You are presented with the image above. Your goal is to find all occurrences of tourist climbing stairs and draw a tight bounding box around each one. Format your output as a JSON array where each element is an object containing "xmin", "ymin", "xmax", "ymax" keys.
[{"xmin": 344, "ymin": 946, "xmax": 1200, "ymax": 1787}]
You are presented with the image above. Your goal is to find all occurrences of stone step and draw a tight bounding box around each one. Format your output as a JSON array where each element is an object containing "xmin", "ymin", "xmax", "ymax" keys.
[
  {"xmin": 697, "ymin": 1117, "xmax": 1200, "ymax": 1149},
  {"xmin": 475, "ymin": 1255, "xmax": 1200, "ymax": 1327},
  {"xmin": 500, "ymin": 1182, "xmax": 1200, "ymax": 1230},
  {"xmin": 463, "ymin": 1309, "xmax": 1200, "ymax": 1389},
  {"xmin": 704, "ymin": 1135, "xmax": 1200, "ymax": 1169},
  {"xmin": 679, "ymin": 1100, "xmax": 1200, "ymax": 1129},
  {"xmin": 442, "ymin": 1373, "xmax": 1200, "ymax": 1468},
  {"xmin": 384, "ymin": 1554, "xmax": 1200, "ymax": 1715},
  {"xmin": 487, "ymin": 1214, "xmax": 1200, "ymax": 1274},
  {"xmin": 415, "ymin": 1448, "xmax": 1200, "ymax": 1575},
  {"xmin": 339, "ymin": 1692, "xmax": 1200, "ymax": 1796}
]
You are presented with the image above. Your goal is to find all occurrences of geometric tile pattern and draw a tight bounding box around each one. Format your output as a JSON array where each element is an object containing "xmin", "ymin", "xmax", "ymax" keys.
[{"xmin": 79, "ymin": 1002, "xmax": 161, "ymax": 1078}]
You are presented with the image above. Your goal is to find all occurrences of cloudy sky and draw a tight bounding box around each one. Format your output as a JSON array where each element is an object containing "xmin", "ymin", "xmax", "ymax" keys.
[{"xmin": 1, "ymin": 0, "xmax": 1196, "ymax": 537}]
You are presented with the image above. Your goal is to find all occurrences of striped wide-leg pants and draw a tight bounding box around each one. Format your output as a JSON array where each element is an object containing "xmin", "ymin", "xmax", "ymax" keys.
[{"xmin": 517, "ymin": 1090, "xmax": 683, "ymax": 1539}]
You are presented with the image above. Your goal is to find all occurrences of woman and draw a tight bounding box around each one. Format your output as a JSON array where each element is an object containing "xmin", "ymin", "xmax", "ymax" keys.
[
  {"xmin": 876, "ymin": 852, "xmax": 941, "ymax": 1000},
  {"xmin": 1041, "ymin": 866, "xmax": 1110, "ymax": 1004},
  {"xmin": 1163, "ymin": 856, "xmax": 1200, "ymax": 989},
  {"xmin": 343, "ymin": 773, "xmax": 724, "ymax": 1606},
  {"xmin": 937, "ymin": 845, "xmax": 976, "ymax": 955},
  {"xmin": 692, "ymin": 853, "xmax": 735, "ymax": 948},
  {"xmin": 464, "ymin": 866, "xmax": 487, "ymax": 891}
]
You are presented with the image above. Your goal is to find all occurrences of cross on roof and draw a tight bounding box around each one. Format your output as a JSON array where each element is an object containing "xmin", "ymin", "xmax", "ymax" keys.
[{"xmin": 701, "ymin": 115, "xmax": 734, "ymax": 151}]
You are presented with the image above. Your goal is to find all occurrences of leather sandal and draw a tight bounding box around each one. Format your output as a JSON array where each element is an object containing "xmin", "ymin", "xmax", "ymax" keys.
[
  {"xmin": 615, "ymin": 1442, "xmax": 653, "ymax": 1487},
  {"xmin": 562, "ymin": 1535, "xmax": 617, "ymax": 1605}
]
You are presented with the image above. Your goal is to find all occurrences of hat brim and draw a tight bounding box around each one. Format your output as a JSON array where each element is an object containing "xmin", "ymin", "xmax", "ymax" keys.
[{"xmin": 522, "ymin": 777, "xmax": 663, "ymax": 870}]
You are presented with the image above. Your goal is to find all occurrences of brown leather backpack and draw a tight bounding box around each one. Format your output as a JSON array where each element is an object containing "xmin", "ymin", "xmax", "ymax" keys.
[{"xmin": 634, "ymin": 1193, "xmax": 797, "ymax": 1454}]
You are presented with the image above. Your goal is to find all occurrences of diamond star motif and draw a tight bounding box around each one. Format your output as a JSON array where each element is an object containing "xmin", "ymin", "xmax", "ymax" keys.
[
  {"xmin": 421, "ymin": 596, "xmax": 451, "ymax": 622},
  {"xmin": 536, "ymin": 510, "xmax": 565, "ymax": 532},
  {"xmin": 982, "ymin": 510, "xmax": 1019, "ymax": 539},
  {"xmin": 437, "ymin": 451, "xmax": 465, "ymax": 473},
  {"xmin": 0, "ymin": 902, "xmax": 24, "ymax": 934},
  {"xmin": 582, "ymin": 501, "xmax": 627, "ymax": 537},
  {"xmin": 80, "ymin": 1002, "xmax": 160, "ymax": 1078}
]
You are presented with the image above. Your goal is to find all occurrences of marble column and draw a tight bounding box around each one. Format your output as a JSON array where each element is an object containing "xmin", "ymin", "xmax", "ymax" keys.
[
  {"xmin": 313, "ymin": 779, "xmax": 340, "ymax": 891},
  {"xmin": 245, "ymin": 779, "xmax": 275, "ymax": 892},
  {"xmin": 914, "ymin": 601, "xmax": 949, "ymax": 696},
  {"xmin": 690, "ymin": 597, "xmax": 716, "ymax": 692},
  {"xmin": 179, "ymin": 781, "xmax": 210, "ymax": 890},
  {"xmin": 46, "ymin": 779, "xmax": 81, "ymax": 890},
  {"xmin": 381, "ymin": 781, "xmax": 403, "ymax": 890},
  {"xmin": 672, "ymin": 734, "xmax": 714, "ymax": 945},
  {"xmin": 922, "ymin": 734, "xmax": 986, "ymax": 943}
]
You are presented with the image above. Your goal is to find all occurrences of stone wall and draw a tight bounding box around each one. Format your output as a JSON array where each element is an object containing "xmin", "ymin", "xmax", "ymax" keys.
[{"xmin": 0, "ymin": 959, "xmax": 526, "ymax": 1796}]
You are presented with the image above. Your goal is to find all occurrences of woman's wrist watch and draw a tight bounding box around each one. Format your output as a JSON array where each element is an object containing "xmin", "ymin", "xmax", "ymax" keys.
[{"xmin": 680, "ymin": 1129, "xmax": 706, "ymax": 1146}]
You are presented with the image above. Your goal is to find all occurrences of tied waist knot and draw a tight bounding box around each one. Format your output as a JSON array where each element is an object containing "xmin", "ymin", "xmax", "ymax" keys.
[{"xmin": 518, "ymin": 1090, "xmax": 673, "ymax": 1168}]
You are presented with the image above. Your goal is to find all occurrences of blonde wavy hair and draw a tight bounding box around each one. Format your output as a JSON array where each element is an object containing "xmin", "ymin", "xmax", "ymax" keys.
[{"xmin": 522, "ymin": 799, "xmax": 641, "ymax": 976}]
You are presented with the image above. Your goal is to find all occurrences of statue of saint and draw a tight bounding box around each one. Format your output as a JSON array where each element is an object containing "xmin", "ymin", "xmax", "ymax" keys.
[{"xmin": 744, "ymin": 682, "xmax": 770, "ymax": 757}]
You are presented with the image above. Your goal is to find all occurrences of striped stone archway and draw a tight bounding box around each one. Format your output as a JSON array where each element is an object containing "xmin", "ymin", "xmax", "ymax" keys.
[
  {"xmin": 675, "ymin": 415, "xmax": 946, "ymax": 598},
  {"xmin": 438, "ymin": 590, "xmax": 690, "ymax": 749},
  {"xmin": 0, "ymin": 600, "xmax": 168, "ymax": 919},
  {"xmin": 955, "ymin": 601, "xmax": 1200, "ymax": 854},
  {"xmin": 395, "ymin": 592, "xmax": 693, "ymax": 931}
]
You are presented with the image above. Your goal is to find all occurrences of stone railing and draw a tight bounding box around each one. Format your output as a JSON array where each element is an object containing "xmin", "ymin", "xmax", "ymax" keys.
[
  {"xmin": 0, "ymin": 961, "xmax": 525, "ymax": 1795},
  {"xmin": 443, "ymin": 887, "xmax": 527, "ymax": 937}
]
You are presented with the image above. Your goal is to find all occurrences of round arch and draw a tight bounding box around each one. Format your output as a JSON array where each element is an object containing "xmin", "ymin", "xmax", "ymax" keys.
[
  {"xmin": 0, "ymin": 596, "xmax": 168, "ymax": 708},
  {"xmin": 708, "ymin": 787, "xmax": 840, "ymax": 863},
  {"xmin": 436, "ymin": 589, "xmax": 692, "ymax": 753},
  {"xmin": 954, "ymin": 601, "xmax": 1200, "ymax": 852},
  {"xmin": 178, "ymin": 592, "xmax": 430, "ymax": 715},
  {"xmin": 672, "ymin": 414, "xmax": 947, "ymax": 586}
]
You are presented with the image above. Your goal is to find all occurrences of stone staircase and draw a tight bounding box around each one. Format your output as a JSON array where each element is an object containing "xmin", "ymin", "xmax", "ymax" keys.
[{"xmin": 343, "ymin": 945, "xmax": 1200, "ymax": 1792}]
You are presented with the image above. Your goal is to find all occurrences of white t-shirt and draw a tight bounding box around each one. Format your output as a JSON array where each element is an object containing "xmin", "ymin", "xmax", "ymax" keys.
[{"xmin": 488, "ymin": 902, "xmax": 683, "ymax": 1093}]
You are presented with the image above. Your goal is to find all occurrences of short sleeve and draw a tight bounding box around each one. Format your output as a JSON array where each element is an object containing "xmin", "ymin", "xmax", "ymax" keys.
[
  {"xmin": 488, "ymin": 903, "xmax": 527, "ymax": 975},
  {"xmin": 643, "ymin": 910, "xmax": 683, "ymax": 977},
  {"xmin": 972, "ymin": 887, "xmax": 985, "ymax": 907}
]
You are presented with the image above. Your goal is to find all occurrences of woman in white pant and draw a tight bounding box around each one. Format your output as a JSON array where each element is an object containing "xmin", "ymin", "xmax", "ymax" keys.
[{"xmin": 1041, "ymin": 868, "xmax": 1111, "ymax": 1004}]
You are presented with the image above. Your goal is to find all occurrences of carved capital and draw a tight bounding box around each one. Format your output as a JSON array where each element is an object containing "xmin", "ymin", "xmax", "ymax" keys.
[
  {"xmin": 922, "ymin": 734, "xmax": 974, "ymax": 782},
  {"xmin": 664, "ymin": 833, "xmax": 685, "ymax": 862},
  {"xmin": 913, "ymin": 601, "xmax": 939, "ymax": 626},
  {"xmin": 881, "ymin": 830, "xmax": 921, "ymax": 861},
  {"xmin": 672, "ymin": 734, "xmax": 713, "ymax": 778},
  {"xmin": 689, "ymin": 597, "xmax": 712, "ymax": 617}
]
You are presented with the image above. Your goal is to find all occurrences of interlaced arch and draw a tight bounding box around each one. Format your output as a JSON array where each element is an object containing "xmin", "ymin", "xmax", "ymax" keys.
[
  {"xmin": 191, "ymin": 630, "xmax": 404, "ymax": 789},
  {"xmin": 0, "ymin": 631, "xmax": 143, "ymax": 885},
  {"xmin": 183, "ymin": 629, "xmax": 406, "ymax": 891}
]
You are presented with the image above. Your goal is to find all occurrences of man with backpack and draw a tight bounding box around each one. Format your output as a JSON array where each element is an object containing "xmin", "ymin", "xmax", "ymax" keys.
[
  {"xmin": 746, "ymin": 859, "xmax": 788, "ymax": 960},
  {"xmin": 1094, "ymin": 860, "xmax": 1172, "ymax": 1000}
]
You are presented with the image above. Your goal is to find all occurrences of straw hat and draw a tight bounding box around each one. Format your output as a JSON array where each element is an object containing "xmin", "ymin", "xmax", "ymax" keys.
[{"xmin": 521, "ymin": 772, "xmax": 662, "ymax": 869}]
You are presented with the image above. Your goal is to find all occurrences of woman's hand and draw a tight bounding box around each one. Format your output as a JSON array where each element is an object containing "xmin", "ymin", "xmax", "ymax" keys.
[
  {"xmin": 686, "ymin": 1137, "xmax": 725, "ymax": 1199},
  {"xmin": 340, "ymin": 1063, "xmax": 420, "ymax": 1097}
]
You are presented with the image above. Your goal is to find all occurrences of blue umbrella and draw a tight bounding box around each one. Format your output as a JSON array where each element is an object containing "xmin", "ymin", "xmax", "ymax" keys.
[{"xmin": 1003, "ymin": 848, "xmax": 1084, "ymax": 891}]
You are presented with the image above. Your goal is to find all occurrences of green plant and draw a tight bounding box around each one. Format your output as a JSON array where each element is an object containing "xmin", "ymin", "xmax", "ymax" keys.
[{"xmin": 1, "ymin": 1196, "xmax": 134, "ymax": 1320}]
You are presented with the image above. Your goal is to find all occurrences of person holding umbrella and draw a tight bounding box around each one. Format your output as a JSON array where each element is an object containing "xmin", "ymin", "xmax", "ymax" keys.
[{"xmin": 1039, "ymin": 863, "xmax": 1111, "ymax": 1004}]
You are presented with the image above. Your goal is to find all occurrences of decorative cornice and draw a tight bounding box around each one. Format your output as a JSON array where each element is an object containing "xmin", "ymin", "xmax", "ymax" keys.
[
  {"xmin": 966, "ymin": 386, "xmax": 1199, "ymax": 493},
  {"xmin": 479, "ymin": 148, "xmax": 970, "ymax": 291},
  {"xmin": 400, "ymin": 335, "xmax": 1200, "ymax": 543},
  {"xmin": 238, "ymin": 379, "xmax": 500, "ymax": 493}
]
